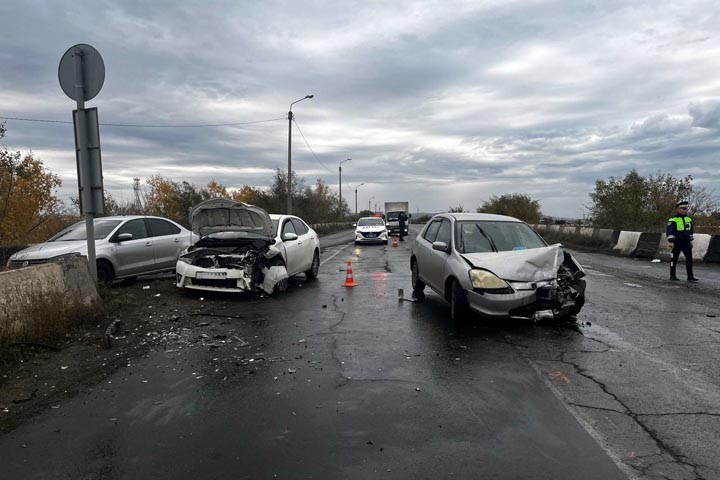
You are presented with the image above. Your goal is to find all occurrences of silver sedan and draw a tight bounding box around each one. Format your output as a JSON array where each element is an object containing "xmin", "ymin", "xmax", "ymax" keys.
[
  {"xmin": 411, "ymin": 213, "xmax": 586, "ymax": 321},
  {"xmin": 7, "ymin": 216, "xmax": 196, "ymax": 283}
]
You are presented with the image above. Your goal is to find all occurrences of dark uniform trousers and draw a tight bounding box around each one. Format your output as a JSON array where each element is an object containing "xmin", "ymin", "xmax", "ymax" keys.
[{"xmin": 670, "ymin": 239, "xmax": 693, "ymax": 278}]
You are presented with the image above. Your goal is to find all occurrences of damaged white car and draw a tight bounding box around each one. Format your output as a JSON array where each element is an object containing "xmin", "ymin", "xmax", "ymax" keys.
[
  {"xmin": 176, "ymin": 199, "xmax": 320, "ymax": 294},
  {"xmin": 411, "ymin": 213, "xmax": 586, "ymax": 321}
]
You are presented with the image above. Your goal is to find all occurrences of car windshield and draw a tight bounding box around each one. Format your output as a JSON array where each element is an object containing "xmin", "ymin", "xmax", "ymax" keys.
[
  {"xmin": 455, "ymin": 221, "xmax": 546, "ymax": 253},
  {"xmin": 49, "ymin": 220, "xmax": 122, "ymax": 241},
  {"xmin": 358, "ymin": 218, "xmax": 384, "ymax": 226},
  {"xmin": 386, "ymin": 212, "xmax": 400, "ymax": 221}
]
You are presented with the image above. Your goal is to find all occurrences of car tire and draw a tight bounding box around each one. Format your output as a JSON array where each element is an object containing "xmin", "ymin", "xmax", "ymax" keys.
[
  {"xmin": 411, "ymin": 259, "xmax": 425, "ymax": 299},
  {"xmin": 274, "ymin": 277, "xmax": 289, "ymax": 293},
  {"xmin": 305, "ymin": 251, "xmax": 320, "ymax": 280},
  {"xmin": 450, "ymin": 279, "xmax": 470, "ymax": 321},
  {"xmin": 96, "ymin": 261, "xmax": 115, "ymax": 285}
]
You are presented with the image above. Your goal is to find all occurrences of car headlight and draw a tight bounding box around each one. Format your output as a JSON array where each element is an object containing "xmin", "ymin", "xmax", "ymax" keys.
[
  {"xmin": 469, "ymin": 269, "xmax": 510, "ymax": 290},
  {"xmin": 178, "ymin": 255, "xmax": 193, "ymax": 264}
]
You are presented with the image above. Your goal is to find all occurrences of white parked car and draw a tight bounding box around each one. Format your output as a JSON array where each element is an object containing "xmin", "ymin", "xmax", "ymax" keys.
[
  {"xmin": 7, "ymin": 216, "xmax": 196, "ymax": 283},
  {"xmin": 176, "ymin": 199, "xmax": 320, "ymax": 294},
  {"xmin": 354, "ymin": 216, "xmax": 389, "ymax": 245}
]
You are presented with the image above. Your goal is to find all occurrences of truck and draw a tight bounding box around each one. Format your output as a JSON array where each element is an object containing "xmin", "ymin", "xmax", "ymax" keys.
[{"xmin": 384, "ymin": 202, "xmax": 411, "ymax": 236}]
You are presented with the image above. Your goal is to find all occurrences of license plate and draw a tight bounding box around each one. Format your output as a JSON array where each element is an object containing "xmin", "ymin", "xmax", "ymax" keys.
[
  {"xmin": 197, "ymin": 271, "xmax": 227, "ymax": 279},
  {"xmin": 366, "ymin": 233, "xmax": 377, "ymax": 237}
]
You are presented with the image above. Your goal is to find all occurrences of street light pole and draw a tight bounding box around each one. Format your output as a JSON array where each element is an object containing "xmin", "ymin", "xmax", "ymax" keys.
[
  {"xmin": 339, "ymin": 158, "xmax": 351, "ymax": 216},
  {"xmin": 287, "ymin": 94, "xmax": 314, "ymax": 214},
  {"xmin": 369, "ymin": 196, "xmax": 375, "ymax": 213},
  {"xmin": 354, "ymin": 183, "xmax": 364, "ymax": 216}
]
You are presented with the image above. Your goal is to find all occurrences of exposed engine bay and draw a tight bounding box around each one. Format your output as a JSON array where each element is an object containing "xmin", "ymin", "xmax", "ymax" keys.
[{"xmin": 176, "ymin": 233, "xmax": 288, "ymax": 294}]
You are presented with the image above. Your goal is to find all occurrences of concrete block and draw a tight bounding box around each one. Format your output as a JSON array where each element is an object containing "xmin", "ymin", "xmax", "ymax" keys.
[
  {"xmin": 656, "ymin": 233, "xmax": 712, "ymax": 262},
  {"xmin": 593, "ymin": 229, "xmax": 620, "ymax": 247},
  {"xmin": 613, "ymin": 231, "xmax": 642, "ymax": 256},
  {"xmin": 0, "ymin": 256, "xmax": 100, "ymax": 340},
  {"xmin": 705, "ymin": 235, "xmax": 720, "ymax": 263},
  {"xmin": 579, "ymin": 227, "xmax": 594, "ymax": 238},
  {"xmin": 633, "ymin": 233, "xmax": 661, "ymax": 259}
]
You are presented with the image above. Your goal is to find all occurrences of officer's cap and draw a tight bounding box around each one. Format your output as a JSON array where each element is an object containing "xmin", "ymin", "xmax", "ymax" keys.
[{"xmin": 675, "ymin": 200, "xmax": 689, "ymax": 208}]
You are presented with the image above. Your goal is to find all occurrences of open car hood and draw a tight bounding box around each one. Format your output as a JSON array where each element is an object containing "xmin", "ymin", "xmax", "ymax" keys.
[
  {"xmin": 189, "ymin": 198, "xmax": 274, "ymax": 237},
  {"xmin": 460, "ymin": 244, "xmax": 565, "ymax": 282}
]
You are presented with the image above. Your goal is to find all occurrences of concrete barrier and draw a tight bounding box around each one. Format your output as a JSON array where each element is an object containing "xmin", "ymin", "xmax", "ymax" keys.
[
  {"xmin": 691, "ymin": 234, "xmax": 712, "ymax": 261},
  {"xmin": 633, "ymin": 233, "xmax": 661, "ymax": 259},
  {"xmin": 579, "ymin": 227, "xmax": 594, "ymax": 238},
  {"xmin": 705, "ymin": 235, "xmax": 720, "ymax": 263},
  {"xmin": 593, "ymin": 229, "xmax": 620, "ymax": 247},
  {"xmin": 613, "ymin": 231, "xmax": 642, "ymax": 256},
  {"xmin": 0, "ymin": 256, "xmax": 100, "ymax": 340},
  {"xmin": 548, "ymin": 225, "xmax": 561, "ymax": 233},
  {"xmin": 655, "ymin": 233, "xmax": 712, "ymax": 262}
]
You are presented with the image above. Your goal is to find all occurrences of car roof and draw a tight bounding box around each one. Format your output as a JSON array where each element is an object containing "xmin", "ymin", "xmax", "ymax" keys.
[
  {"xmin": 96, "ymin": 215, "xmax": 176, "ymax": 222},
  {"xmin": 440, "ymin": 213, "xmax": 524, "ymax": 223},
  {"xmin": 358, "ymin": 216, "xmax": 384, "ymax": 221}
]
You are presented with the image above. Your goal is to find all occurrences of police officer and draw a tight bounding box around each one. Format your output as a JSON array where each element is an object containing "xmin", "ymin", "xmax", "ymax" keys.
[
  {"xmin": 398, "ymin": 212, "xmax": 407, "ymax": 241},
  {"xmin": 667, "ymin": 200, "xmax": 699, "ymax": 282}
]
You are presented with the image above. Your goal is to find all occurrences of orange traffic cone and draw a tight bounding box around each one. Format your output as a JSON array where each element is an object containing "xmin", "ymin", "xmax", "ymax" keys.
[
  {"xmin": 392, "ymin": 235, "xmax": 399, "ymax": 248},
  {"xmin": 343, "ymin": 260, "xmax": 357, "ymax": 287}
]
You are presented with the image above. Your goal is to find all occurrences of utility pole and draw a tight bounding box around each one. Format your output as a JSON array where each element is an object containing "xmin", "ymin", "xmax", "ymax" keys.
[
  {"xmin": 339, "ymin": 158, "xmax": 351, "ymax": 216},
  {"xmin": 133, "ymin": 177, "xmax": 143, "ymax": 213},
  {"xmin": 287, "ymin": 94, "xmax": 314, "ymax": 214}
]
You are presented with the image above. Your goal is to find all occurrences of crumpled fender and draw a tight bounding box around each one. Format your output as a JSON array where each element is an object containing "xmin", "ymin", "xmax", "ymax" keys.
[
  {"xmin": 461, "ymin": 244, "xmax": 566, "ymax": 282},
  {"xmin": 265, "ymin": 244, "xmax": 283, "ymax": 259},
  {"xmin": 261, "ymin": 265, "xmax": 289, "ymax": 294}
]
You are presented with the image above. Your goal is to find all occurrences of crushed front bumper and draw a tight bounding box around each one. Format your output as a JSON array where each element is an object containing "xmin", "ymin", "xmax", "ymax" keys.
[{"xmin": 175, "ymin": 261, "xmax": 288, "ymax": 294}]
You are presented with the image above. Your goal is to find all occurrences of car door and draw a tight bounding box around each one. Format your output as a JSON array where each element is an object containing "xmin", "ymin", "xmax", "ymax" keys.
[
  {"xmin": 291, "ymin": 218, "xmax": 314, "ymax": 271},
  {"xmin": 424, "ymin": 218, "xmax": 453, "ymax": 292},
  {"xmin": 281, "ymin": 219, "xmax": 302, "ymax": 275},
  {"xmin": 111, "ymin": 219, "xmax": 154, "ymax": 276},
  {"xmin": 147, "ymin": 218, "xmax": 184, "ymax": 270},
  {"xmin": 415, "ymin": 219, "xmax": 443, "ymax": 290}
]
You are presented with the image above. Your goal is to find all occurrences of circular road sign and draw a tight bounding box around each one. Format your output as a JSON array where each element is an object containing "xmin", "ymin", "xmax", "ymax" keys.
[{"xmin": 58, "ymin": 44, "xmax": 105, "ymax": 102}]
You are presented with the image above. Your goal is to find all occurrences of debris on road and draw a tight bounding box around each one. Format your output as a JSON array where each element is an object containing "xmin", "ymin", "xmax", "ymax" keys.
[{"xmin": 142, "ymin": 285, "xmax": 150, "ymax": 290}]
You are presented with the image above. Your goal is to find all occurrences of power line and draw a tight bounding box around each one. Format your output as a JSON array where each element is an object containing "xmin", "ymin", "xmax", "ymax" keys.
[
  {"xmin": 0, "ymin": 115, "xmax": 286, "ymax": 128},
  {"xmin": 292, "ymin": 118, "xmax": 334, "ymax": 174}
]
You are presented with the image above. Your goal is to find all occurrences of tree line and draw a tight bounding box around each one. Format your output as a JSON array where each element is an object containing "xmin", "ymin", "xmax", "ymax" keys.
[{"xmin": 2, "ymin": 122, "xmax": 719, "ymax": 246}]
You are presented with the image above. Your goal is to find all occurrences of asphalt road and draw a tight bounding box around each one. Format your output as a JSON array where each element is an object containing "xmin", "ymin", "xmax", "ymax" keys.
[{"xmin": 1, "ymin": 227, "xmax": 718, "ymax": 479}]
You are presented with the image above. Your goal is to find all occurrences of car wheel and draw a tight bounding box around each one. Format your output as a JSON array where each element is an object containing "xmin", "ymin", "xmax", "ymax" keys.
[
  {"xmin": 450, "ymin": 279, "xmax": 470, "ymax": 321},
  {"xmin": 96, "ymin": 261, "xmax": 115, "ymax": 285},
  {"xmin": 274, "ymin": 277, "xmax": 289, "ymax": 293},
  {"xmin": 411, "ymin": 260, "xmax": 425, "ymax": 299},
  {"xmin": 305, "ymin": 251, "xmax": 320, "ymax": 280}
]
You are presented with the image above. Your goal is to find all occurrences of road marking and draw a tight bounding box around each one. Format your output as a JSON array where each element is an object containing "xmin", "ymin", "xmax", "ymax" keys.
[
  {"xmin": 623, "ymin": 283, "xmax": 642, "ymax": 288},
  {"xmin": 320, "ymin": 243, "xmax": 353, "ymax": 266}
]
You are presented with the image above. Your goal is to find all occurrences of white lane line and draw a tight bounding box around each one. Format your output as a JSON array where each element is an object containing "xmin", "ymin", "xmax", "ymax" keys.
[
  {"xmin": 320, "ymin": 243, "xmax": 353, "ymax": 266},
  {"xmin": 623, "ymin": 282, "xmax": 642, "ymax": 288}
]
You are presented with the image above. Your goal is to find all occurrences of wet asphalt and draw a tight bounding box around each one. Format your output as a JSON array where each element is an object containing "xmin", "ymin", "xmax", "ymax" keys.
[{"xmin": 1, "ymin": 228, "xmax": 719, "ymax": 479}]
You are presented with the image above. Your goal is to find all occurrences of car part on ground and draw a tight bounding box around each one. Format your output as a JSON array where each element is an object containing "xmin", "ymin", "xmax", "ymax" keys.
[{"xmin": 411, "ymin": 213, "xmax": 586, "ymax": 322}]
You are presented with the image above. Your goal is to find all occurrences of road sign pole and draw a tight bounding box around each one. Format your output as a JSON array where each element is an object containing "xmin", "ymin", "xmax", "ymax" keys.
[{"xmin": 72, "ymin": 50, "xmax": 97, "ymax": 284}]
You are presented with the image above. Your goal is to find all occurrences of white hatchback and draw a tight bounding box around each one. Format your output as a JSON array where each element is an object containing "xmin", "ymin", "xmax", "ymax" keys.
[{"xmin": 354, "ymin": 217, "xmax": 389, "ymax": 245}]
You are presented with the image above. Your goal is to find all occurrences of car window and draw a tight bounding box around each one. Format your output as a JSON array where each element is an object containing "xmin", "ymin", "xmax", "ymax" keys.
[
  {"xmin": 423, "ymin": 220, "xmax": 442, "ymax": 243},
  {"xmin": 147, "ymin": 218, "xmax": 180, "ymax": 237},
  {"xmin": 436, "ymin": 219, "xmax": 452, "ymax": 246},
  {"xmin": 116, "ymin": 219, "xmax": 148, "ymax": 240},
  {"xmin": 282, "ymin": 220, "xmax": 297, "ymax": 236},
  {"xmin": 291, "ymin": 218, "xmax": 309, "ymax": 235},
  {"xmin": 455, "ymin": 221, "xmax": 546, "ymax": 253},
  {"xmin": 49, "ymin": 219, "xmax": 122, "ymax": 241},
  {"xmin": 357, "ymin": 218, "xmax": 384, "ymax": 226}
]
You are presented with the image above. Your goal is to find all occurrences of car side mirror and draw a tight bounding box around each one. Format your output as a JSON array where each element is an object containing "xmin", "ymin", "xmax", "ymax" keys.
[
  {"xmin": 352, "ymin": 223, "xmax": 357, "ymax": 227},
  {"xmin": 432, "ymin": 241, "xmax": 449, "ymax": 253},
  {"xmin": 116, "ymin": 233, "xmax": 133, "ymax": 242},
  {"xmin": 282, "ymin": 232, "xmax": 298, "ymax": 242}
]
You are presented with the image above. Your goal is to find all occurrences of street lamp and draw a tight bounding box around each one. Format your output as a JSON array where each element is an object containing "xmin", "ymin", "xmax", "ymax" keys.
[
  {"xmin": 354, "ymin": 183, "xmax": 365, "ymax": 216},
  {"xmin": 339, "ymin": 158, "xmax": 351, "ymax": 216},
  {"xmin": 287, "ymin": 94, "xmax": 314, "ymax": 214},
  {"xmin": 369, "ymin": 196, "xmax": 375, "ymax": 213}
]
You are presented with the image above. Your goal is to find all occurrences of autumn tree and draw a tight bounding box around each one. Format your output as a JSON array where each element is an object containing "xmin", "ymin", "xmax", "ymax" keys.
[
  {"xmin": 0, "ymin": 124, "xmax": 63, "ymax": 245},
  {"xmin": 589, "ymin": 170, "xmax": 718, "ymax": 231},
  {"xmin": 477, "ymin": 194, "xmax": 542, "ymax": 223}
]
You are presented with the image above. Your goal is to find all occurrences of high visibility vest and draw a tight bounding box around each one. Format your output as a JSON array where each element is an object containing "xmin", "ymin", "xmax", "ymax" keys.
[{"xmin": 669, "ymin": 216, "xmax": 691, "ymax": 231}]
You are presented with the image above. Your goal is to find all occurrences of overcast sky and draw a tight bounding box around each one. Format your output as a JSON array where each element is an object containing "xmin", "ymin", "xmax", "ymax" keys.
[{"xmin": 2, "ymin": 0, "xmax": 719, "ymax": 217}]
